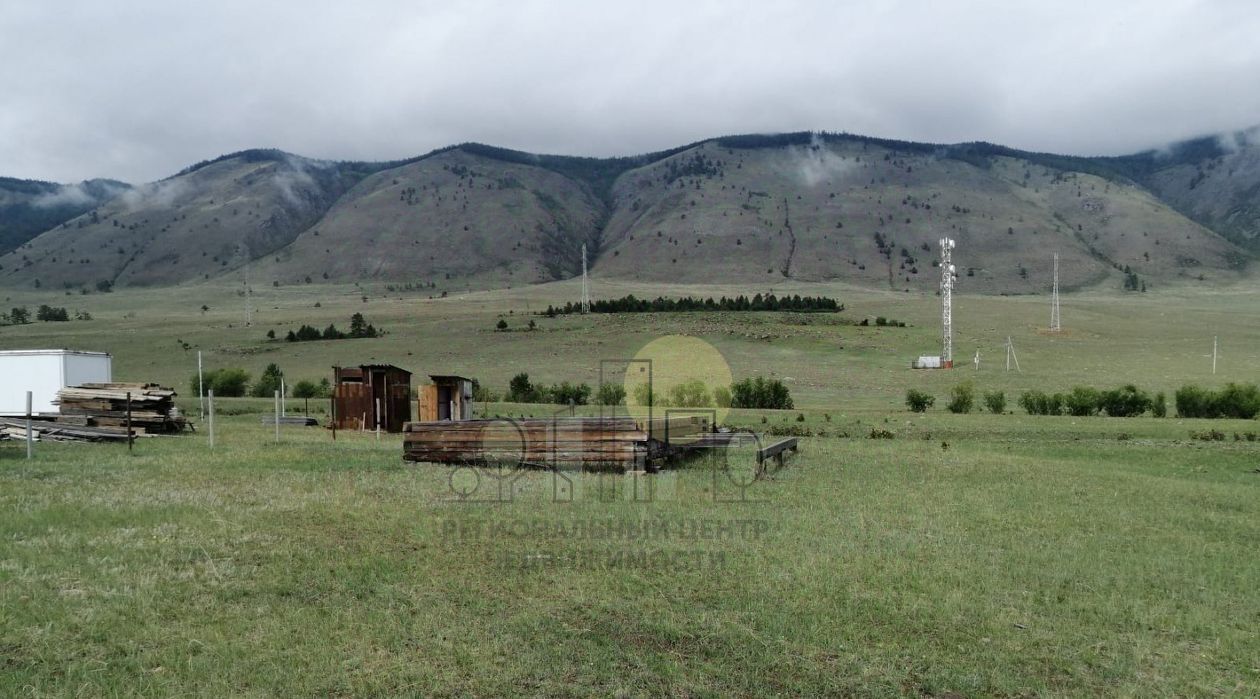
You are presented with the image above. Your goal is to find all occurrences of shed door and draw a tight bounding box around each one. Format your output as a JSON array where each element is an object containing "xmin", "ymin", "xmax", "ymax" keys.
[{"xmin": 438, "ymin": 385, "xmax": 453, "ymax": 421}]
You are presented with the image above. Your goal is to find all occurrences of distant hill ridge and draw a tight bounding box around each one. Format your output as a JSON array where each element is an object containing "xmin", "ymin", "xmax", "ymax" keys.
[{"xmin": 1, "ymin": 127, "xmax": 1257, "ymax": 294}]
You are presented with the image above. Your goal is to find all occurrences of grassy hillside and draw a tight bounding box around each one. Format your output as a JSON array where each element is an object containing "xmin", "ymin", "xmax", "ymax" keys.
[
  {"xmin": 254, "ymin": 148, "xmax": 608, "ymax": 288},
  {"xmin": 0, "ymin": 152, "xmax": 355, "ymax": 290},
  {"xmin": 0, "ymin": 177, "xmax": 128, "ymax": 256},
  {"xmin": 596, "ymin": 139, "xmax": 1245, "ymax": 293},
  {"xmin": 1, "ymin": 130, "xmax": 1256, "ymax": 295}
]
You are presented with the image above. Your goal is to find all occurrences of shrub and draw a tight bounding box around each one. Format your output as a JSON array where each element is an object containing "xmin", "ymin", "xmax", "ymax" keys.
[
  {"xmin": 594, "ymin": 383, "xmax": 626, "ymax": 406},
  {"xmin": 669, "ymin": 379, "xmax": 713, "ymax": 408},
  {"xmin": 1019, "ymin": 390, "xmax": 1064, "ymax": 416},
  {"xmin": 1190, "ymin": 429, "xmax": 1226, "ymax": 441},
  {"xmin": 546, "ymin": 382, "xmax": 592, "ymax": 406},
  {"xmin": 983, "ymin": 390, "xmax": 1006, "ymax": 414},
  {"xmin": 292, "ymin": 378, "xmax": 332, "ymax": 399},
  {"xmin": 1213, "ymin": 383, "xmax": 1260, "ymax": 419},
  {"xmin": 868, "ymin": 428, "xmax": 895, "ymax": 439},
  {"xmin": 712, "ymin": 386, "xmax": 732, "ymax": 409},
  {"xmin": 946, "ymin": 382, "xmax": 975, "ymax": 414},
  {"xmin": 1175, "ymin": 384, "xmax": 1212, "ymax": 418},
  {"xmin": 1176, "ymin": 383, "xmax": 1260, "ymax": 419},
  {"xmin": 1152, "ymin": 392, "xmax": 1167, "ymax": 418},
  {"xmin": 730, "ymin": 377, "xmax": 793, "ymax": 409},
  {"xmin": 632, "ymin": 381, "xmax": 666, "ymax": 407},
  {"xmin": 506, "ymin": 373, "xmax": 537, "ymax": 402},
  {"xmin": 905, "ymin": 389, "xmax": 935, "ymax": 413},
  {"xmin": 190, "ymin": 367, "xmax": 250, "ymax": 398},
  {"xmin": 1065, "ymin": 386, "xmax": 1101, "ymax": 416},
  {"xmin": 495, "ymin": 319, "xmax": 508, "ymax": 331},
  {"xmin": 1098, "ymin": 384, "xmax": 1151, "ymax": 417},
  {"xmin": 471, "ymin": 379, "xmax": 498, "ymax": 403}
]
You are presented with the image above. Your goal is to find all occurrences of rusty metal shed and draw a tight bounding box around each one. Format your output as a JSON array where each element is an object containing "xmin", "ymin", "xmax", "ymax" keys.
[
  {"xmin": 332, "ymin": 365, "xmax": 412, "ymax": 432},
  {"xmin": 417, "ymin": 375, "xmax": 473, "ymax": 422}
]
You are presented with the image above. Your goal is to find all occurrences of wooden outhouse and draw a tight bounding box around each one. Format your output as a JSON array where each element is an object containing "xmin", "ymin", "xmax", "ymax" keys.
[
  {"xmin": 417, "ymin": 375, "xmax": 474, "ymax": 422},
  {"xmin": 332, "ymin": 365, "xmax": 412, "ymax": 432}
]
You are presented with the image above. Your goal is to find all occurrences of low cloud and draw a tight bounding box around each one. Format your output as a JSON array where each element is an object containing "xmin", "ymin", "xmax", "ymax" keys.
[{"xmin": 2, "ymin": 1, "xmax": 1259, "ymax": 183}]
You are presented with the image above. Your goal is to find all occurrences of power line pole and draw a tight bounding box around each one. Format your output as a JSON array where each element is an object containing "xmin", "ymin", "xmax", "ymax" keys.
[
  {"xmin": 1005, "ymin": 336, "xmax": 1021, "ymax": 372},
  {"xmin": 1050, "ymin": 252, "xmax": 1061, "ymax": 332},
  {"xmin": 940, "ymin": 237, "xmax": 955, "ymax": 367}
]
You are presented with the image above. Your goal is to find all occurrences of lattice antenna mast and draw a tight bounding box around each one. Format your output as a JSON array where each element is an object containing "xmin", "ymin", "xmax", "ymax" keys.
[
  {"xmin": 580, "ymin": 243, "xmax": 591, "ymax": 314},
  {"xmin": 1050, "ymin": 252, "xmax": 1061, "ymax": 332},
  {"xmin": 241, "ymin": 243, "xmax": 252, "ymax": 327},
  {"xmin": 940, "ymin": 237, "xmax": 955, "ymax": 365}
]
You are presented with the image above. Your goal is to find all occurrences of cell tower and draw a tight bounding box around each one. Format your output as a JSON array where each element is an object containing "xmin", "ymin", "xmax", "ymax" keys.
[
  {"xmin": 242, "ymin": 244, "xmax": 252, "ymax": 327},
  {"xmin": 940, "ymin": 237, "xmax": 955, "ymax": 367},
  {"xmin": 1050, "ymin": 252, "xmax": 1061, "ymax": 332},
  {"xmin": 580, "ymin": 243, "xmax": 591, "ymax": 314}
]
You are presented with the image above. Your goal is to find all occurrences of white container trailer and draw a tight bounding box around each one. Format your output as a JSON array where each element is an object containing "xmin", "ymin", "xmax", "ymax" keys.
[{"xmin": 0, "ymin": 349, "xmax": 112, "ymax": 416}]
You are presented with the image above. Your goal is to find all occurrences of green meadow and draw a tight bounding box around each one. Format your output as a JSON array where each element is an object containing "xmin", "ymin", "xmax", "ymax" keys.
[{"xmin": 2, "ymin": 277, "xmax": 1260, "ymax": 696}]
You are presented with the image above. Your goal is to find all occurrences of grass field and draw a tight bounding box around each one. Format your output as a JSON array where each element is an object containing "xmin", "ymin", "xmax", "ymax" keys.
[{"xmin": 3, "ymin": 278, "xmax": 1260, "ymax": 696}]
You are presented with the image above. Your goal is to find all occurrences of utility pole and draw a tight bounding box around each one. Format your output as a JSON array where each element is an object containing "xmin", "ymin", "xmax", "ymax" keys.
[
  {"xmin": 1050, "ymin": 252, "xmax": 1061, "ymax": 332},
  {"xmin": 1005, "ymin": 336, "xmax": 1021, "ymax": 373},
  {"xmin": 940, "ymin": 237, "xmax": 955, "ymax": 367}
]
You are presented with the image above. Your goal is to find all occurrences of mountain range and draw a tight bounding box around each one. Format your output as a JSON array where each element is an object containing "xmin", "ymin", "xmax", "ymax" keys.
[{"xmin": 2, "ymin": 128, "xmax": 1258, "ymax": 295}]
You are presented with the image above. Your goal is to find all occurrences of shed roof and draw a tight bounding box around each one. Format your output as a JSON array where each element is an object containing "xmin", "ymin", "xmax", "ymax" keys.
[{"xmin": 0, "ymin": 349, "xmax": 111, "ymax": 358}]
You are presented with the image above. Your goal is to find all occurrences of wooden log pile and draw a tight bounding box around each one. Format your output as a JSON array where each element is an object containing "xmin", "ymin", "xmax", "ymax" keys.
[
  {"xmin": 55, "ymin": 382, "xmax": 188, "ymax": 434},
  {"xmin": 402, "ymin": 414, "xmax": 715, "ymax": 470}
]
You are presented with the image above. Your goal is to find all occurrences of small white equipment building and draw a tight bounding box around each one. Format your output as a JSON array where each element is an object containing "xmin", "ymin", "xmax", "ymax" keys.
[{"xmin": 0, "ymin": 349, "xmax": 113, "ymax": 416}]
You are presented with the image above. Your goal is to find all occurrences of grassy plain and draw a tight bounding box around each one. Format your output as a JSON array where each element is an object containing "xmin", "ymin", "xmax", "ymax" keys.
[{"xmin": 2, "ymin": 277, "xmax": 1260, "ymax": 696}]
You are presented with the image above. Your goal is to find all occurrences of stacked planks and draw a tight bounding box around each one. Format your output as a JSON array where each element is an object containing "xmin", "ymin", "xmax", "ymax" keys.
[
  {"xmin": 404, "ymin": 417, "xmax": 645, "ymax": 469},
  {"xmin": 402, "ymin": 414, "xmax": 715, "ymax": 470},
  {"xmin": 55, "ymin": 383, "xmax": 188, "ymax": 434},
  {"xmin": 0, "ymin": 418, "xmax": 133, "ymax": 442}
]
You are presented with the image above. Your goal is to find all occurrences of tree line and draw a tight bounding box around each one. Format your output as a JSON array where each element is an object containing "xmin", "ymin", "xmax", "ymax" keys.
[
  {"xmin": 276, "ymin": 313, "xmax": 380, "ymax": 342},
  {"xmin": 1, "ymin": 305, "xmax": 91, "ymax": 324},
  {"xmin": 190, "ymin": 363, "xmax": 332, "ymax": 399},
  {"xmin": 543, "ymin": 293, "xmax": 841, "ymax": 316},
  {"xmin": 907, "ymin": 381, "xmax": 1260, "ymax": 420},
  {"xmin": 493, "ymin": 373, "xmax": 793, "ymax": 410}
]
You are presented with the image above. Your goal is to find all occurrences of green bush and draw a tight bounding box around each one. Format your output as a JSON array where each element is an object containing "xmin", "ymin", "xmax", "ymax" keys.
[
  {"xmin": 1214, "ymin": 383, "xmax": 1260, "ymax": 419},
  {"xmin": 713, "ymin": 386, "xmax": 732, "ymax": 409},
  {"xmin": 546, "ymin": 382, "xmax": 592, "ymax": 406},
  {"xmin": 905, "ymin": 389, "xmax": 935, "ymax": 413},
  {"xmin": 946, "ymin": 382, "xmax": 975, "ymax": 414},
  {"xmin": 1098, "ymin": 384, "xmax": 1151, "ymax": 417},
  {"xmin": 292, "ymin": 378, "xmax": 331, "ymax": 399},
  {"xmin": 983, "ymin": 390, "xmax": 1006, "ymax": 414},
  {"xmin": 189, "ymin": 367, "xmax": 251, "ymax": 398},
  {"xmin": 669, "ymin": 379, "xmax": 713, "ymax": 408},
  {"xmin": 506, "ymin": 373, "xmax": 537, "ymax": 402},
  {"xmin": 1019, "ymin": 389, "xmax": 1064, "ymax": 416},
  {"xmin": 1152, "ymin": 392, "xmax": 1167, "ymax": 418},
  {"xmin": 1176, "ymin": 383, "xmax": 1260, "ymax": 419},
  {"xmin": 1065, "ymin": 386, "xmax": 1101, "ymax": 416},
  {"xmin": 594, "ymin": 383, "xmax": 626, "ymax": 406}
]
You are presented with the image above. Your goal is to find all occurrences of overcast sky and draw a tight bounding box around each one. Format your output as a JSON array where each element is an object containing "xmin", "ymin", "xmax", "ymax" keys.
[{"xmin": 3, "ymin": 0, "xmax": 1259, "ymax": 183}]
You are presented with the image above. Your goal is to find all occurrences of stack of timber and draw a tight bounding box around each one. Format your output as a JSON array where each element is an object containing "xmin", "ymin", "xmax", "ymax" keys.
[
  {"xmin": 402, "ymin": 414, "xmax": 716, "ymax": 470},
  {"xmin": 55, "ymin": 383, "xmax": 188, "ymax": 434},
  {"xmin": 0, "ymin": 418, "xmax": 133, "ymax": 442}
]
